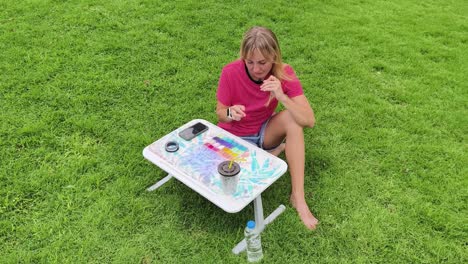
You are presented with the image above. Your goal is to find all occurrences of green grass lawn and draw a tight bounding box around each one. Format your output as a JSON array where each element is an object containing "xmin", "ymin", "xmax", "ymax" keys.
[{"xmin": 1, "ymin": 0, "xmax": 467, "ymax": 263}]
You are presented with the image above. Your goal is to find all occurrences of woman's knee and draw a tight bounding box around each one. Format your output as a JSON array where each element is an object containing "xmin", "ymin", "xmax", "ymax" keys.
[{"xmin": 276, "ymin": 110, "xmax": 303, "ymax": 131}]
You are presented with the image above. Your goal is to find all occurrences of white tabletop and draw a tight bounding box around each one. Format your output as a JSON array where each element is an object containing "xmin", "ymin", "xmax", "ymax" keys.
[{"xmin": 143, "ymin": 119, "xmax": 288, "ymax": 213}]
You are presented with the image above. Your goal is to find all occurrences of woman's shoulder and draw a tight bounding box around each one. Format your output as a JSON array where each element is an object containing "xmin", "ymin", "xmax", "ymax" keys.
[
  {"xmin": 223, "ymin": 59, "xmax": 243, "ymax": 70},
  {"xmin": 282, "ymin": 63, "xmax": 295, "ymax": 73},
  {"xmin": 221, "ymin": 59, "xmax": 244, "ymax": 77},
  {"xmin": 281, "ymin": 63, "xmax": 300, "ymax": 81}
]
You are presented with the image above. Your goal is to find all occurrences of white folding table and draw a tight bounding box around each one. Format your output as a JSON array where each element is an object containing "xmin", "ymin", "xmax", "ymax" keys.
[{"xmin": 143, "ymin": 119, "xmax": 288, "ymax": 254}]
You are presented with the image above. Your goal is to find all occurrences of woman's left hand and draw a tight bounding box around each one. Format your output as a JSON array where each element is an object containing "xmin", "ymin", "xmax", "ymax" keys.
[{"xmin": 260, "ymin": 75, "xmax": 286, "ymax": 102}]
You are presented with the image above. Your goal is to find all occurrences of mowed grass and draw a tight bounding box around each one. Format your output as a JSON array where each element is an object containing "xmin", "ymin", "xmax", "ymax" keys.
[{"xmin": 1, "ymin": 0, "xmax": 467, "ymax": 263}]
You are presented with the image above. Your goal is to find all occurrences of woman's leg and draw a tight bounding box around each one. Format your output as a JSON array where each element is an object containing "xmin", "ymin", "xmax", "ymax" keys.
[
  {"xmin": 262, "ymin": 110, "xmax": 319, "ymax": 230},
  {"xmin": 268, "ymin": 143, "xmax": 285, "ymax": 156}
]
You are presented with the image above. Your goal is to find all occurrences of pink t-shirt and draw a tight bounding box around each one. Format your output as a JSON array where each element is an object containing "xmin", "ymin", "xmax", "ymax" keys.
[{"xmin": 216, "ymin": 59, "xmax": 304, "ymax": 136}]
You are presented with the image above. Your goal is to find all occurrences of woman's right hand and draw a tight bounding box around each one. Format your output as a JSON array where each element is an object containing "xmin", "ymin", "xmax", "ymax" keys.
[{"xmin": 229, "ymin": 105, "xmax": 246, "ymax": 121}]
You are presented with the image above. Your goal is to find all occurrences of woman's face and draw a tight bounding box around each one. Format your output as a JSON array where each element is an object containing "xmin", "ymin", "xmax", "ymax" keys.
[{"xmin": 245, "ymin": 49, "xmax": 273, "ymax": 82}]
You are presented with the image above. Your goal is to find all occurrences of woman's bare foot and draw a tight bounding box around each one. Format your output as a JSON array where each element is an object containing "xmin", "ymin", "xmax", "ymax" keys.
[
  {"xmin": 268, "ymin": 143, "xmax": 285, "ymax": 156},
  {"xmin": 290, "ymin": 195, "xmax": 319, "ymax": 230}
]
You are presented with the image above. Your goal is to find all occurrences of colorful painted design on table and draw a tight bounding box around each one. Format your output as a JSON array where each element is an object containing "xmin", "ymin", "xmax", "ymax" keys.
[
  {"xmin": 203, "ymin": 136, "xmax": 249, "ymax": 162},
  {"xmin": 149, "ymin": 129, "xmax": 283, "ymax": 199}
]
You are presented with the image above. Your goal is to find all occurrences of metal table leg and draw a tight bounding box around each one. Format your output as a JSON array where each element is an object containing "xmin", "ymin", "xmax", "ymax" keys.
[
  {"xmin": 147, "ymin": 174, "xmax": 173, "ymax": 191},
  {"xmin": 232, "ymin": 194, "xmax": 286, "ymax": 255}
]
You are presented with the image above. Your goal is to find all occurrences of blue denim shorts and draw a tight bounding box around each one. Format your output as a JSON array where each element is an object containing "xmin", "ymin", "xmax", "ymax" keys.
[{"xmin": 240, "ymin": 118, "xmax": 280, "ymax": 151}]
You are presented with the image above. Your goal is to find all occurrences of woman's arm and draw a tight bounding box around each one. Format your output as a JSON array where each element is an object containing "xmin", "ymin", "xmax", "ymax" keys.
[
  {"xmin": 261, "ymin": 76, "xmax": 315, "ymax": 128},
  {"xmin": 216, "ymin": 101, "xmax": 246, "ymax": 123},
  {"xmin": 278, "ymin": 94, "xmax": 315, "ymax": 128}
]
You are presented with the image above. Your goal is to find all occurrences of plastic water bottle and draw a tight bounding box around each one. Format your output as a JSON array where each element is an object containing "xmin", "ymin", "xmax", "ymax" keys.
[{"xmin": 245, "ymin": 220, "xmax": 263, "ymax": 262}]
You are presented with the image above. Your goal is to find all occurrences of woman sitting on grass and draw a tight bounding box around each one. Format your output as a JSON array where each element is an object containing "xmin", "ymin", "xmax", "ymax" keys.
[{"xmin": 215, "ymin": 26, "xmax": 318, "ymax": 230}]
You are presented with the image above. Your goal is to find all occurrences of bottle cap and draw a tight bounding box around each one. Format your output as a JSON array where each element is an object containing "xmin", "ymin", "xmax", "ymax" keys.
[{"xmin": 247, "ymin": 220, "xmax": 255, "ymax": 229}]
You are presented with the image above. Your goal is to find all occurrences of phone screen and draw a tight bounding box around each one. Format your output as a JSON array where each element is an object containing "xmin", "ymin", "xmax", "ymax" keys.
[{"xmin": 178, "ymin": 122, "xmax": 208, "ymax": 141}]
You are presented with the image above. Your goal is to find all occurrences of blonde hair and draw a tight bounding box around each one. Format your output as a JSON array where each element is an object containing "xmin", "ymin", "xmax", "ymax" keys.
[{"xmin": 240, "ymin": 26, "xmax": 291, "ymax": 81}]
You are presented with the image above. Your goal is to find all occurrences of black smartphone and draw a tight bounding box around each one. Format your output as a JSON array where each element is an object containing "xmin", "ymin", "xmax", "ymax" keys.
[{"xmin": 178, "ymin": 122, "xmax": 208, "ymax": 141}]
